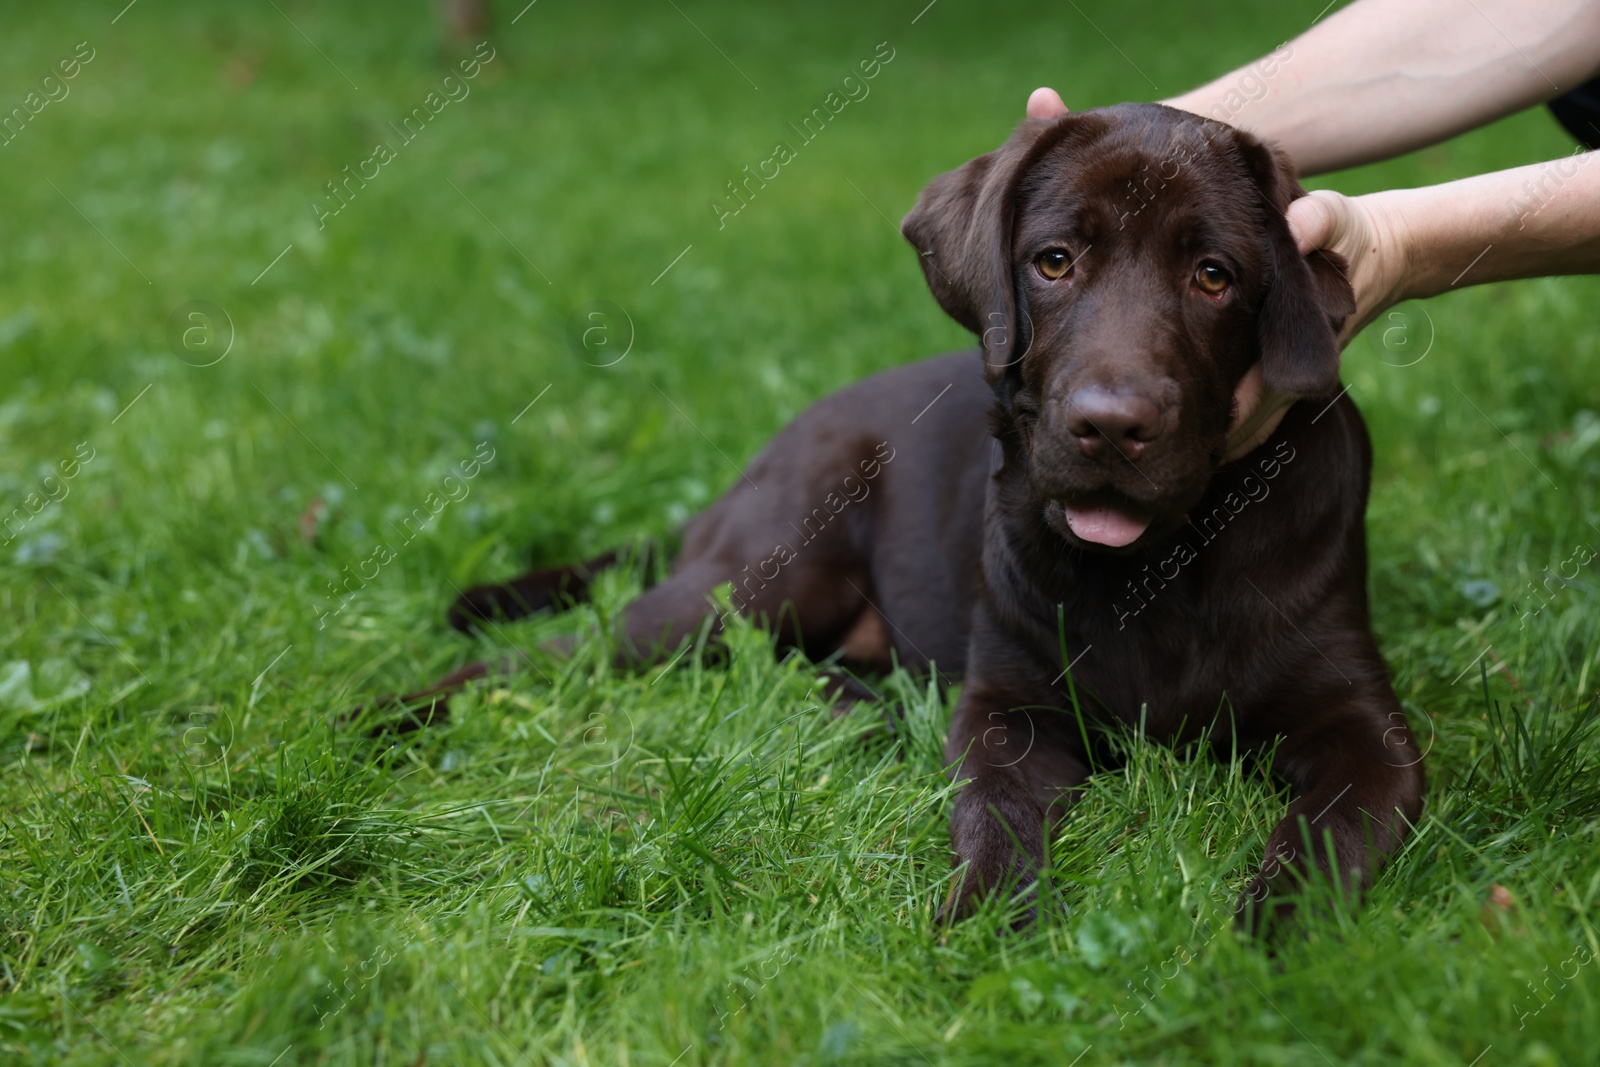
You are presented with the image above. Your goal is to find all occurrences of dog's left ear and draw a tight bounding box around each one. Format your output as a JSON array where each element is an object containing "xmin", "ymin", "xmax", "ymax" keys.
[
  {"xmin": 902, "ymin": 116, "xmax": 1091, "ymax": 380},
  {"xmin": 1234, "ymin": 135, "xmax": 1356, "ymax": 398}
]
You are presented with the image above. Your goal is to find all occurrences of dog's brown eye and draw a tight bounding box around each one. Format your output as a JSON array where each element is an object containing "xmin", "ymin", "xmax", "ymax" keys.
[
  {"xmin": 1194, "ymin": 262, "xmax": 1232, "ymax": 295},
  {"xmin": 1035, "ymin": 249, "xmax": 1073, "ymax": 281}
]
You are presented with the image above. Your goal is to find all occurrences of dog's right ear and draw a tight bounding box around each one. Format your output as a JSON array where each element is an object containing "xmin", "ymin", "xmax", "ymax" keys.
[{"xmin": 902, "ymin": 117, "xmax": 1084, "ymax": 378}]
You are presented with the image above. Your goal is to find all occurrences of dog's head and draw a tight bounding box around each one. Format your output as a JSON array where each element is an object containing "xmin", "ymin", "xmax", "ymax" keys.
[{"xmin": 902, "ymin": 102, "xmax": 1353, "ymax": 551}]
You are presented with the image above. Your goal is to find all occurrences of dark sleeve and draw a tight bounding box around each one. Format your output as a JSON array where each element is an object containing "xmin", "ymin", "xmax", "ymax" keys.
[{"xmin": 1547, "ymin": 76, "xmax": 1600, "ymax": 149}]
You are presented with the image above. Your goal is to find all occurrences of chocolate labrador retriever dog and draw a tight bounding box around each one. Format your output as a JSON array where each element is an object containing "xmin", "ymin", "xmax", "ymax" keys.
[{"xmin": 400, "ymin": 102, "xmax": 1423, "ymax": 928}]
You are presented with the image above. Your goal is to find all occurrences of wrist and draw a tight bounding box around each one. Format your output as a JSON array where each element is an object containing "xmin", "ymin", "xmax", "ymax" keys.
[{"xmin": 1368, "ymin": 189, "xmax": 1423, "ymax": 309}]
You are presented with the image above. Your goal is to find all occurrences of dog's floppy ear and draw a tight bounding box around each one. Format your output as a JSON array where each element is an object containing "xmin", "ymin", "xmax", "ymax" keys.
[
  {"xmin": 902, "ymin": 117, "xmax": 1081, "ymax": 379},
  {"xmin": 1234, "ymin": 134, "xmax": 1356, "ymax": 397}
]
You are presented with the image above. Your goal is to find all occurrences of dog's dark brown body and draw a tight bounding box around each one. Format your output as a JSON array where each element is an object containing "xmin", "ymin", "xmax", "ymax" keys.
[{"xmin": 407, "ymin": 103, "xmax": 1424, "ymax": 927}]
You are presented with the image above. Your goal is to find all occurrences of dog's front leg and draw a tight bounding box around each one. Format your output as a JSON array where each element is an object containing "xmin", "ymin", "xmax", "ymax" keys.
[
  {"xmin": 1239, "ymin": 696, "xmax": 1425, "ymax": 932},
  {"xmin": 942, "ymin": 688, "xmax": 1090, "ymax": 923}
]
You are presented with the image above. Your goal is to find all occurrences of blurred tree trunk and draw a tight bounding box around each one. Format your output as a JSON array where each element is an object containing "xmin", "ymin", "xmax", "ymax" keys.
[{"xmin": 437, "ymin": 0, "xmax": 490, "ymax": 62}]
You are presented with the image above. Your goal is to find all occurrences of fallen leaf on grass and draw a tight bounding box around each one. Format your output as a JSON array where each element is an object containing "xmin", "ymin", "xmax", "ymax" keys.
[{"xmin": 1481, "ymin": 883, "xmax": 1518, "ymax": 935}]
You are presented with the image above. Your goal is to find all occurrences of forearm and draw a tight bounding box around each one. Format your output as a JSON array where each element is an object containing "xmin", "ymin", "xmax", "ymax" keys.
[
  {"xmin": 1165, "ymin": 0, "xmax": 1600, "ymax": 175},
  {"xmin": 1383, "ymin": 153, "xmax": 1600, "ymax": 300}
]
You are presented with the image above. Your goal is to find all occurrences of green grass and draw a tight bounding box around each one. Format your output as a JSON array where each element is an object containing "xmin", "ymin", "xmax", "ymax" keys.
[{"xmin": 2, "ymin": 1, "xmax": 1599, "ymax": 1063}]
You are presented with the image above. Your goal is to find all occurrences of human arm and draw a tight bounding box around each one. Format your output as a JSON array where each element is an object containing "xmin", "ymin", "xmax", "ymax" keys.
[
  {"xmin": 1224, "ymin": 154, "xmax": 1600, "ymax": 457},
  {"xmin": 1163, "ymin": 0, "xmax": 1600, "ymax": 177},
  {"xmin": 1329, "ymin": 155, "xmax": 1600, "ymax": 309}
]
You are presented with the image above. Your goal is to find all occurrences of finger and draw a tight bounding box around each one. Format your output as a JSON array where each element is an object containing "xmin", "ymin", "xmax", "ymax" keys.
[
  {"xmin": 1026, "ymin": 86, "xmax": 1069, "ymax": 119},
  {"xmin": 1285, "ymin": 194, "xmax": 1335, "ymax": 256}
]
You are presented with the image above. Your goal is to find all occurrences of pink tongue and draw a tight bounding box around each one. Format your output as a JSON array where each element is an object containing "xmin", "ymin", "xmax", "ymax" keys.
[{"xmin": 1063, "ymin": 503, "xmax": 1152, "ymax": 547}]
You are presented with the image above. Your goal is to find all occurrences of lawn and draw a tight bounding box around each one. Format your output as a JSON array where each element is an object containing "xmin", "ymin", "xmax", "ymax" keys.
[{"xmin": 2, "ymin": 1, "xmax": 1598, "ymax": 1064}]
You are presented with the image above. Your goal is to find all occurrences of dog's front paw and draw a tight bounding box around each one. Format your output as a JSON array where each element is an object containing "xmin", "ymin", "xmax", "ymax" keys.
[
  {"xmin": 943, "ymin": 779, "xmax": 1048, "ymax": 927},
  {"xmin": 939, "ymin": 860, "xmax": 1041, "ymax": 930},
  {"xmin": 938, "ymin": 865, "xmax": 984, "ymax": 927}
]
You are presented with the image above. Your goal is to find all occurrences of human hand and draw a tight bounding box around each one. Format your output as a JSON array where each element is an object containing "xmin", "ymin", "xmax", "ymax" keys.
[
  {"xmin": 1221, "ymin": 190, "xmax": 1408, "ymax": 459},
  {"xmin": 1284, "ymin": 189, "xmax": 1409, "ymax": 345}
]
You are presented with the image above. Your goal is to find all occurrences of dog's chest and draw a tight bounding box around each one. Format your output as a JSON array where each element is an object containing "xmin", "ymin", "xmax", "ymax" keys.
[
  {"xmin": 1056, "ymin": 559, "xmax": 1238, "ymax": 737},
  {"xmin": 1049, "ymin": 464, "xmax": 1327, "ymax": 735}
]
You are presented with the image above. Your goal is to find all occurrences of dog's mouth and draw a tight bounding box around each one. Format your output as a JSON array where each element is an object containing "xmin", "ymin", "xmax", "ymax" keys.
[{"xmin": 1045, "ymin": 494, "xmax": 1156, "ymax": 549}]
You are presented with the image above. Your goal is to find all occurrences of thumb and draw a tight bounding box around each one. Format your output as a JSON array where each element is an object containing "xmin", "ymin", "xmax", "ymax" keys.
[
  {"xmin": 1285, "ymin": 191, "xmax": 1341, "ymax": 256},
  {"xmin": 1027, "ymin": 86, "xmax": 1069, "ymax": 119}
]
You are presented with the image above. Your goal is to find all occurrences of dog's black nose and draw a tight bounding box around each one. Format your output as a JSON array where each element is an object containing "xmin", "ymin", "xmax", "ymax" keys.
[{"xmin": 1064, "ymin": 389, "xmax": 1162, "ymax": 459}]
